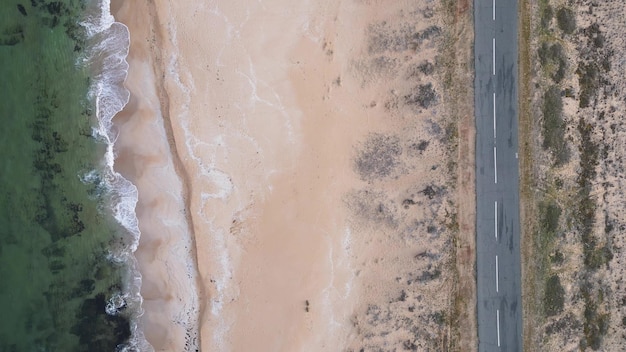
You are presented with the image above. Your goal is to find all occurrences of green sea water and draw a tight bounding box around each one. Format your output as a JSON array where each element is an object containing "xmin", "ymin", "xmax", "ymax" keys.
[{"xmin": 0, "ymin": 0, "xmax": 137, "ymax": 350}]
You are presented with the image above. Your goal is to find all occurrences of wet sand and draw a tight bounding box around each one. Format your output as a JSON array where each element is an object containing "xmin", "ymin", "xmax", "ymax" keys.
[
  {"xmin": 111, "ymin": 0, "xmax": 200, "ymax": 349},
  {"xmin": 112, "ymin": 0, "xmax": 474, "ymax": 350}
]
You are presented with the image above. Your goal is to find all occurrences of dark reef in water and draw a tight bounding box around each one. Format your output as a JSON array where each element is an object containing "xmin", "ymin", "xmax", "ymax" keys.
[
  {"xmin": 72, "ymin": 293, "xmax": 131, "ymax": 351},
  {"xmin": 31, "ymin": 84, "xmax": 87, "ymax": 242},
  {"xmin": 0, "ymin": 25, "xmax": 24, "ymax": 46},
  {"xmin": 17, "ymin": 4, "xmax": 27, "ymax": 16},
  {"xmin": 28, "ymin": 77, "xmax": 132, "ymax": 348}
]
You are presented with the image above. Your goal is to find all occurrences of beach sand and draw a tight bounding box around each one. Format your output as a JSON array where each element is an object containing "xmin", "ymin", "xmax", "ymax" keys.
[{"xmin": 112, "ymin": 0, "xmax": 475, "ymax": 350}]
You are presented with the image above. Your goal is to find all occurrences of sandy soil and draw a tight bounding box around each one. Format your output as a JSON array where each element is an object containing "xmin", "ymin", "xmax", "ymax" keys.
[
  {"xmin": 522, "ymin": 0, "xmax": 626, "ymax": 350},
  {"xmin": 112, "ymin": 0, "xmax": 475, "ymax": 350}
]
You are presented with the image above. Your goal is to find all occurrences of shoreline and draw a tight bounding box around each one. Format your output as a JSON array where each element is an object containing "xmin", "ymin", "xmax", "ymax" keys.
[{"xmin": 111, "ymin": 0, "xmax": 201, "ymax": 350}]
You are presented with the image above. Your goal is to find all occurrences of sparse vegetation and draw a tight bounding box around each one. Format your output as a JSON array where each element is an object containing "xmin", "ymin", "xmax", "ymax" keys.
[
  {"xmin": 409, "ymin": 140, "xmax": 430, "ymax": 154},
  {"xmin": 539, "ymin": 200, "xmax": 561, "ymax": 240},
  {"xmin": 523, "ymin": 0, "xmax": 623, "ymax": 350},
  {"xmin": 540, "ymin": 4, "xmax": 553, "ymax": 30},
  {"xmin": 404, "ymin": 83, "xmax": 438, "ymax": 109},
  {"xmin": 576, "ymin": 61, "xmax": 600, "ymax": 109},
  {"xmin": 430, "ymin": 311, "xmax": 446, "ymax": 326},
  {"xmin": 417, "ymin": 267, "xmax": 442, "ymax": 282},
  {"xmin": 344, "ymin": 190, "xmax": 398, "ymax": 229},
  {"xmin": 584, "ymin": 23, "xmax": 605, "ymax": 49},
  {"xmin": 549, "ymin": 250, "xmax": 564, "ymax": 265},
  {"xmin": 421, "ymin": 184, "xmax": 445, "ymax": 200},
  {"xmin": 584, "ymin": 246, "xmax": 613, "ymax": 270},
  {"xmin": 366, "ymin": 23, "xmax": 441, "ymax": 55},
  {"xmin": 418, "ymin": 61, "xmax": 435, "ymax": 75},
  {"xmin": 354, "ymin": 133, "xmax": 402, "ymax": 181},
  {"xmin": 576, "ymin": 118, "xmax": 603, "ymax": 271},
  {"xmin": 347, "ymin": 1, "xmax": 473, "ymax": 350},
  {"xmin": 581, "ymin": 285, "xmax": 610, "ymax": 350},
  {"xmin": 537, "ymin": 43, "xmax": 567, "ymax": 83},
  {"xmin": 544, "ymin": 313, "xmax": 581, "ymax": 335}
]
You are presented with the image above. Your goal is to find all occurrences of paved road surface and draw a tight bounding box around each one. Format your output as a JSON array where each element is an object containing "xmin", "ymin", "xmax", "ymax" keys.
[{"xmin": 474, "ymin": 0, "xmax": 523, "ymax": 350}]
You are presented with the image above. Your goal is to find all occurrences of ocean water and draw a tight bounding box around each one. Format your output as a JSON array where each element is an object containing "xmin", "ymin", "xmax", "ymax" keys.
[{"xmin": 0, "ymin": 0, "xmax": 148, "ymax": 350}]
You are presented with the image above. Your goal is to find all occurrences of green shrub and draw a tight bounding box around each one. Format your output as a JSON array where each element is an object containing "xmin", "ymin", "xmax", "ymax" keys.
[
  {"xmin": 544, "ymin": 275, "xmax": 565, "ymax": 316},
  {"xmin": 584, "ymin": 246, "xmax": 613, "ymax": 270},
  {"xmin": 540, "ymin": 200, "xmax": 561, "ymax": 236},
  {"xmin": 550, "ymin": 250, "xmax": 565, "ymax": 264},
  {"xmin": 577, "ymin": 62, "xmax": 600, "ymax": 108},
  {"xmin": 582, "ymin": 298, "xmax": 609, "ymax": 350},
  {"xmin": 541, "ymin": 5, "xmax": 553, "ymax": 30},
  {"xmin": 541, "ymin": 87, "xmax": 569, "ymax": 165},
  {"xmin": 556, "ymin": 7, "xmax": 576, "ymax": 34},
  {"xmin": 576, "ymin": 118, "xmax": 599, "ymax": 258},
  {"xmin": 538, "ymin": 43, "xmax": 567, "ymax": 83},
  {"xmin": 584, "ymin": 23, "xmax": 605, "ymax": 49}
]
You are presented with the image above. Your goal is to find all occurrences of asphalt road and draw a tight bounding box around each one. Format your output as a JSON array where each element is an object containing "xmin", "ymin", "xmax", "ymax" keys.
[{"xmin": 474, "ymin": 0, "xmax": 523, "ymax": 350}]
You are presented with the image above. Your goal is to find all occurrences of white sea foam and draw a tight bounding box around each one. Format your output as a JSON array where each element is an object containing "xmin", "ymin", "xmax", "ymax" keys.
[
  {"xmin": 82, "ymin": 1, "xmax": 202, "ymax": 350},
  {"xmin": 79, "ymin": 1, "xmax": 152, "ymax": 351},
  {"xmin": 80, "ymin": 0, "xmax": 115, "ymax": 37}
]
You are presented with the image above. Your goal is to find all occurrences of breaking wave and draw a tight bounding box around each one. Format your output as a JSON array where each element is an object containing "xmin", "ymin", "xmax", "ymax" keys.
[{"xmin": 79, "ymin": 0, "xmax": 152, "ymax": 350}]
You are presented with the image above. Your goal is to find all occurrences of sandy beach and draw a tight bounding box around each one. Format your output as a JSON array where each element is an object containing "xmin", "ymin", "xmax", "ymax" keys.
[{"xmin": 112, "ymin": 0, "xmax": 475, "ymax": 350}]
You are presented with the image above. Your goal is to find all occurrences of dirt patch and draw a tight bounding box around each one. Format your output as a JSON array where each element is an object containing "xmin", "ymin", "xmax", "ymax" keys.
[{"xmin": 344, "ymin": 189, "xmax": 399, "ymax": 229}]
